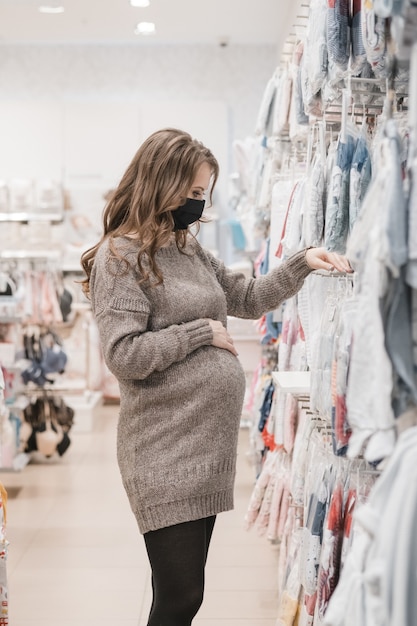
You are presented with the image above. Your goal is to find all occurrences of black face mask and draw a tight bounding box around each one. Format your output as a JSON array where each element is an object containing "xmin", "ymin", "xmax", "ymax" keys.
[{"xmin": 172, "ymin": 198, "xmax": 205, "ymax": 231}]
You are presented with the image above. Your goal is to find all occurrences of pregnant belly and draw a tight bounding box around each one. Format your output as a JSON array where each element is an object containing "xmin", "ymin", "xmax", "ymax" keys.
[
  {"xmin": 128, "ymin": 345, "xmax": 247, "ymax": 451},
  {"xmin": 183, "ymin": 344, "xmax": 247, "ymax": 408},
  {"xmin": 117, "ymin": 345, "xmax": 248, "ymax": 487}
]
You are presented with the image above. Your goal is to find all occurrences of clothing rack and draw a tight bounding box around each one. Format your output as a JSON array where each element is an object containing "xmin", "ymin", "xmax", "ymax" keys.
[
  {"xmin": 0, "ymin": 250, "xmax": 61, "ymax": 261},
  {"xmin": 242, "ymin": 2, "xmax": 417, "ymax": 624},
  {"xmin": 313, "ymin": 269, "xmax": 355, "ymax": 279}
]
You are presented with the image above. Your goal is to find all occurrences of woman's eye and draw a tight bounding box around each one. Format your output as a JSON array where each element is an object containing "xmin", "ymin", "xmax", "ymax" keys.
[{"xmin": 193, "ymin": 191, "xmax": 203, "ymax": 199}]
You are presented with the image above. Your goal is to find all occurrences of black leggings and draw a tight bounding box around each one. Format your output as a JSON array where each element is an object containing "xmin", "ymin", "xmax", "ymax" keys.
[{"xmin": 143, "ymin": 516, "xmax": 216, "ymax": 626}]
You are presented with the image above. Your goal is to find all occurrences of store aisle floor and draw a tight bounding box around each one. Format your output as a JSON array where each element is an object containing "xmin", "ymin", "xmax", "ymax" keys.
[{"xmin": 2, "ymin": 404, "xmax": 279, "ymax": 625}]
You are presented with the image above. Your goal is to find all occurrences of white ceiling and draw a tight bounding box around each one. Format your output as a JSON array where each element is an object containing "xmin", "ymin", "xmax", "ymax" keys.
[{"xmin": 0, "ymin": 0, "xmax": 301, "ymax": 47}]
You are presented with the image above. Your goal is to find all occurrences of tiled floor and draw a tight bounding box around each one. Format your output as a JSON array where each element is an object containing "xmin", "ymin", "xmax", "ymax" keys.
[{"xmin": 1, "ymin": 404, "xmax": 279, "ymax": 625}]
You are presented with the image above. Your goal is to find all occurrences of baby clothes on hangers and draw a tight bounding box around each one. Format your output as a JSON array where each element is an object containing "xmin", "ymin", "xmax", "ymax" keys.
[
  {"xmin": 303, "ymin": 150, "xmax": 326, "ymax": 248},
  {"xmin": 266, "ymin": 451, "xmax": 291, "ymax": 543},
  {"xmin": 302, "ymin": 0, "xmax": 328, "ymax": 109},
  {"xmin": 349, "ymin": 131, "xmax": 372, "ymax": 231},
  {"xmin": 244, "ymin": 449, "xmax": 277, "ymax": 531},
  {"xmin": 254, "ymin": 452, "xmax": 278, "ymax": 536},
  {"xmin": 277, "ymin": 521, "xmax": 304, "ymax": 625},
  {"xmin": 361, "ymin": 0, "xmax": 389, "ymax": 77},
  {"xmin": 272, "ymin": 68, "xmax": 293, "ymax": 137},
  {"xmin": 407, "ymin": 155, "xmax": 417, "ymax": 289},
  {"xmin": 310, "ymin": 290, "xmax": 340, "ymax": 419},
  {"xmin": 300, "ymin": 461, "xmax": 334, "ymax": 600},
  {"xmin": 279, "ymin": 178, "xmax": 307, "ymax": 258},
  {"xmin": 255, "ymin": 71, "xmax": 278, "ymax": 137},
  {"xmin": 331, "ymin": 295, "xmax": 357, "ymax": 456},
  {"xmin": 277, "ymin": 505, "xmax": 298, "ymax": 593},
  {"xmin": 327, "ymin": 0, "xmax": 351, "ymax": 73},
  {"xmin": 289, "ymin": 41, "xmax": 309, "ymax": 142},
  {"xmin": 269, "ymin": 179, "xmax": 295, "ymax": 271},
  {"xmin": 324, "ymin": 426, "xmax": 417, "ymax": 626},
  {"xmin": 351, "ymin": 0, "xmax": 369, "ymax": 74},
  {"xmin": 325, "ymin": 128, "xmax": 358, "ymax": 254},
  {"xmin": 278, "ymin": 297, "xmax": 306, "ymax": 373},
  {"xmin": 345, "ymin": 121, "xmax": 403, "ymax": 463},
  {"xmin": 315, "ymin": 479, "xmax": 345, "ymax": 622},
  {"xmin": 290, "ymin": 408, "xmax": 316, "ymax": 508}
]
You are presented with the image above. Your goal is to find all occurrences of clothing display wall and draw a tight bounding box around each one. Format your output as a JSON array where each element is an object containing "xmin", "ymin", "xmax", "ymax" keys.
[
  {"xmin": 235, "ymin": 1, "xmax": 417, "ymax": 624},
  {"xmin": 0, "ymin": 245, "xmax": 104, "ymax": 465}
]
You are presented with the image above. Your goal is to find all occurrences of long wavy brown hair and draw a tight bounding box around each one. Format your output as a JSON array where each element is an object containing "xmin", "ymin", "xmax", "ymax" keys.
[{"xmin": 80, "ymin": 128, "xmax": 219, "ymax": 296}]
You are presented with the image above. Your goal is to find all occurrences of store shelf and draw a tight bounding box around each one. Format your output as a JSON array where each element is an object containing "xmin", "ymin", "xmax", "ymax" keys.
[
  {"xmin": 0, "ymin": 212, "xmax": 63, "ymax": 223},
  {"xmin": 71, "ymin": 302, "xmax": 91, "ymax": 312},
  {"xmin": 231, "ymin": 334, "xmax": 262, "ymax": 341},
  {"xmin": 25, "ymin": 378, "xmax": 88, "ymax": 393},
  {"xmin": 62, "ymin": 263, "xmax": 83, "ymax": 273},
  {"xmin": 272, "ymin": 371, "xmax": 311, "ymax": 395},
  {"xmin": 0, "ymin": 249, "xmax": 61, "ymax": 260},
  {"xmin": 63, "ymin": 390, "xmax": 103, "ymax": 433},
  {"xmin": 0, "ymin": 317, "xmax": 22, "ymax": 324}
]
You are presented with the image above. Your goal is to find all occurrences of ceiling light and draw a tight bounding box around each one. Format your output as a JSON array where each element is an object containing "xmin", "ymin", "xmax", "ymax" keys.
[
  {"xmin": 130, "ymin": 0, "xmax": 150, "ymax": 7},
  {"xmin": 134, "ymin": 21, "xmax": 156, "ymax": 35},
  {"xmin": 38, "ymin": 5, "xmax": 65, "ymax": 13}
]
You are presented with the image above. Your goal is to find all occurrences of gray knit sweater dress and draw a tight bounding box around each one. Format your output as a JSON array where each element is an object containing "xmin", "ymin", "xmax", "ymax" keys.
[{"xmin": 89, "ymin": 236, "xmax": 312, "ymax": 534}]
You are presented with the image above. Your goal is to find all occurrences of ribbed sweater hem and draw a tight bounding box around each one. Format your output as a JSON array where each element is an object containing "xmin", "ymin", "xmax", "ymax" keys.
[{"xmin": 135, "ymin": 489, "xmax": 234, "ymax": 534}]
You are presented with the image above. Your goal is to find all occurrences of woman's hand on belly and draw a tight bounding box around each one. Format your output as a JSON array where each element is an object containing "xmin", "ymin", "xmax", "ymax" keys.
[{"xmin": 206, "ymin": 319, "xmax": 238, "ymax": 356}]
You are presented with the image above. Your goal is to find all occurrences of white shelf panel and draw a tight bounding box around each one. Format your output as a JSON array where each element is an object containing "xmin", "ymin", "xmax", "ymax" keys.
[
  {"xmin": 0, "ymin": 249, "xmax": 61, "ymax": 260},
  {"xmin": 272, "ymin": 371, "xmax": 311, "ymax": 395},
  {"xmin": 0, "ymin": 212, "xmax": 63, "ymax": 223}
]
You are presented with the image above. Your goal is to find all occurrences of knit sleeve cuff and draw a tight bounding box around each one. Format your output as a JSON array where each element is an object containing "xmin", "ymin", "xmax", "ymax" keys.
[
  {"xmin": 183, "ymin": 319, "xmax": 213, "ymax": 352},
  {"xmin": 284, "ymin": 248, "xmax": 314, "ymax": 283}
]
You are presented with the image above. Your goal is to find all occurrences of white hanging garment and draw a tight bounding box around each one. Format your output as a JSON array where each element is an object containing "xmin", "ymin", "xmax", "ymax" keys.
[
  {"xmin": 324, "ymin": 424, "xmax": 417, "ymax": 626},
  {"xmin": 345, "ymin": 122, "xmax": 404, "ymax": 463}
]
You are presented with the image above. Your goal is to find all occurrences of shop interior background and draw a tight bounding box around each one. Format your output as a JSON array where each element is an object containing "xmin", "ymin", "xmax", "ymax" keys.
[{"xmin": 0, "ymin": 0, "xmax": 301, "ymax": 265}]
